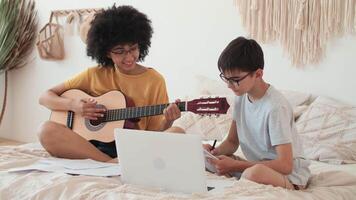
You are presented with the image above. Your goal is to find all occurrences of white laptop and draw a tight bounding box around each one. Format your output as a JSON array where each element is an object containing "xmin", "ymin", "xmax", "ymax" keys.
[{"xmin": 114, "ymin": 128, "xmax": 208, "ymax": 193}]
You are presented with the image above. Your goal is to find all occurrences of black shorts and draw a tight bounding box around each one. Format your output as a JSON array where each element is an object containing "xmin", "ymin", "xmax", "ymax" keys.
[{"xmin": 89, "ymin": 140, "xmax": 117, "ymax": 158}]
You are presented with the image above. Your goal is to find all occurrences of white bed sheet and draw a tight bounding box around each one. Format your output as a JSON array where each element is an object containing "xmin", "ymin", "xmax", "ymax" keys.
[{"xmin": 1, "ymin": 143, "xmax": 356, "ymax": 200}]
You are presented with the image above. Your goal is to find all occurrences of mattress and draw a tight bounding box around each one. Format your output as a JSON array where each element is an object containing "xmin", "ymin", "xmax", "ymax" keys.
[{"xmin": 1, "ymin": 143, "xmax": 356, "ymax": 200}]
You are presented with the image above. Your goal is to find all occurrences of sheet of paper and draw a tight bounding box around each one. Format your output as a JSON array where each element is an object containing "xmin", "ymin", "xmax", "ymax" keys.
[
  {"xmin": 203, "ymin": 150, "xmax": 241, "ymax": 178},
  {"xmin": 204, "ymin": 149, "xmax": 218, "ymax": 159},
  {"xmin": 8, "ymin": 158, "xmax": 121, "ymax": 177},
  {"xmin": 39, "ymin": 158, "xmax": 116, "ymax": 170}
]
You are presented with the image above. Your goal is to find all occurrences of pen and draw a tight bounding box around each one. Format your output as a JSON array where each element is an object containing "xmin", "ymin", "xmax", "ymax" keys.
[{"xmin": 211, "ymin": 139, "xmax": 217, "ymax": 151}]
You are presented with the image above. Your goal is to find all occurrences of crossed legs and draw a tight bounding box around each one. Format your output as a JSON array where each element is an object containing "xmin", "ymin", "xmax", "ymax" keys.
[
  {"xmin": 241, "ymin": 164, "xmax": 296, "ymax": 190},
  {"xmin": 38, "ymin": 121, "xmax": 112, "ymax": 162}
]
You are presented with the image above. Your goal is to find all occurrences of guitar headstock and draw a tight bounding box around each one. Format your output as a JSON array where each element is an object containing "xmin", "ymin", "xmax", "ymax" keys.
[{"xmin": 187, "ymin": 97, "xmax": 230, "ymax": 116}]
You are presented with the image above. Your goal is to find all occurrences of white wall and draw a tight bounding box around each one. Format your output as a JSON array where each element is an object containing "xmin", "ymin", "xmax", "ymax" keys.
[{"xmin": 0, "ymin": 0, "xmax": 355, "ymax": 142}]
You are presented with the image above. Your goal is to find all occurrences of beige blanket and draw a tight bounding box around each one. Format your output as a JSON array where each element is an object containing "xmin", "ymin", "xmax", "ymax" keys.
[{"xmin": 1, "ymin": 143, "xmax": 356, "ymax": 200}]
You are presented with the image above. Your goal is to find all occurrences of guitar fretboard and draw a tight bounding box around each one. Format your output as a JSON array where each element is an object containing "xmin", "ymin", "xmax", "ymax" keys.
[{"xmin": 104, "ymin": 102, "xmax": 186, "ymax": 122}]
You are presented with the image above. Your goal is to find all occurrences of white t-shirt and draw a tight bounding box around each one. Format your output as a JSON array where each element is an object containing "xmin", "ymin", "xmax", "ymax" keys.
[{"xmin": 233, "ymin": 85, "xmax": 310, "ymax": 186}]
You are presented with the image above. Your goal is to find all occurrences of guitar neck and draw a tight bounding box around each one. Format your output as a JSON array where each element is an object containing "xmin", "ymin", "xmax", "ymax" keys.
[{"xmin": 104, "ymin": 102, "xmax": 187, "ymax": 122}]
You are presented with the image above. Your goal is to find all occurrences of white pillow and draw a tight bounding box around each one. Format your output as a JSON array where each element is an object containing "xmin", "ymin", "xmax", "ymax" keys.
[
  {"xmin": 172, "ymin": 95, "xmax": 234, "ymax": 141},
  {"xmin": 296, "ymin": 96, "xmax": 356, "ymax": 164},
  {"xmin": 194, "ymin": 75, "xmax": 232, "ymax": 96},
  {"xmin": 280, "ymin": 90, "xmax": 312, "ymax": 108}
]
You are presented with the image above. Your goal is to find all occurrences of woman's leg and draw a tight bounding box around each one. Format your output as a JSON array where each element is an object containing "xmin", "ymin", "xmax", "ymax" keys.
[
  {"xmin": 165, "ymin": 126, "xmax": 185, "ymax": 133},
  {"xmin": 38, "ymin": 121, "xmax": 112, "ymax": 162}
]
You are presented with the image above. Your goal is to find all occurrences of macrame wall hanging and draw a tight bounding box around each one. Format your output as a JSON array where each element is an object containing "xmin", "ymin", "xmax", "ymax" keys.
[{"xmin": 235, "ymin": 0, "xmax": 356, "ymax": 67}]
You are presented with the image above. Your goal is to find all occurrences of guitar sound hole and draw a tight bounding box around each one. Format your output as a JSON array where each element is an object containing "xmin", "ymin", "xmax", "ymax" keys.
[
  {"xmin": 89, "ymin": 118, "xmax": 104, "ymax": 126},
  {"xmin": 88, "ymin": 104, "xmax": 107, "ymax": 127}
]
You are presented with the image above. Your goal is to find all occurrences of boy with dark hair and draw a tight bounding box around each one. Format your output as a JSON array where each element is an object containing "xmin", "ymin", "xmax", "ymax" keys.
[
  {"xmin": 38, "ymin": 5, "xmax": 181, "ymax": 162},
  {"xmin": 169, "ymin": 37, "xmax": 310, "ymax": 190}
]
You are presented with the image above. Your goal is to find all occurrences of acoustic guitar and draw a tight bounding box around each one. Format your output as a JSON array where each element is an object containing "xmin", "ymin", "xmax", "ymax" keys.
[{"xmin": 50, "ymin": 89, "xmax": 230, "ymax": 142}]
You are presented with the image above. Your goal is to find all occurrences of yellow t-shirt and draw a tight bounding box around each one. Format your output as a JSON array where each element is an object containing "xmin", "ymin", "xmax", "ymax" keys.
[{"xmin": 64, "ymin": 66, "xmax": 169, "ymax": 131}]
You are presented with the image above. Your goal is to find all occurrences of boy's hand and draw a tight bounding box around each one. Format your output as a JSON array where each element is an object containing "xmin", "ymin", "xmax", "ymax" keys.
[
  {"xmin": 163, "ymin": 99, "xmax": 181, "ymax": 123},
  {"xmin": 203, "ymin": 144, "xmax": 219, "ymax": 155},
  {"xmin": 203, "ymin": 144, "xmax": 212, "ymax": 151},
  {"xmin": 209, "ymin": 155, "xmax": 236, "ymax": 176}
]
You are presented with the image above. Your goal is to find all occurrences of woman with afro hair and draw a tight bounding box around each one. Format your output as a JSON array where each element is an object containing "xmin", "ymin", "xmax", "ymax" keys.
[{"xmin": 38, "ymin": 5, "xmax": 181, "ymax": 162}]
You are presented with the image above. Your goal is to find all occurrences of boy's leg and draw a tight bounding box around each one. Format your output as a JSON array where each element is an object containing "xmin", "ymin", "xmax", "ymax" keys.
[
  {"xmin": 241, "ymin": 164, "xmax": 295, "ymax": 189},
  {"xmin": 38, "ymin": 121, "xmax": 112, "ymax": 162}
]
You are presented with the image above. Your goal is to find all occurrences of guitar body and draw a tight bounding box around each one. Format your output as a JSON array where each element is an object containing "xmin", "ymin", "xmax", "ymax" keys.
[
  {"xmin": 49, "ymin": 89, "xmax": 230, "ymax": 143},
  {"xmin": 50, "ymin": 89, "xmax": 134, "ymax": 142}
]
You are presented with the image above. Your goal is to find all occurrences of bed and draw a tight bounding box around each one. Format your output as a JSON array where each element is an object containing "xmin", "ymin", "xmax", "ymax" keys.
[
  {"xmin": 1, "ymin": 76, "xmax": 356, "ymax": 199},
  {"xmin": 1, "ymin": 143, "xmax": 356, "ymax": 199}
]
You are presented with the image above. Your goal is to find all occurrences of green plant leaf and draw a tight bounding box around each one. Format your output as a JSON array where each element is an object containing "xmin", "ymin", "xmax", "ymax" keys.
[{"xmin": 0, "ymin": 0, "xmax": 38, "ymax": 73}]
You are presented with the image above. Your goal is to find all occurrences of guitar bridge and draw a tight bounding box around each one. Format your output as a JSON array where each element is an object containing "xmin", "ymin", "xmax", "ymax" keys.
[{"xmin": 67, "ymin": 111, "xmax": 74, "ymax": 129}]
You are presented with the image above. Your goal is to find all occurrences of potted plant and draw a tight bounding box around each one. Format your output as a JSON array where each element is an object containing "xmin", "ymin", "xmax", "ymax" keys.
[{"xmin": 0, "ymin": 0, "xmax": 37, "ymax": 125}]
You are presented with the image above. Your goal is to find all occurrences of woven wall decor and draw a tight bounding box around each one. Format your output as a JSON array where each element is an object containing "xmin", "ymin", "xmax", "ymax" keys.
[{"xmin": 235, "ymin": 0, "xmax": 356, "ymax": 67}]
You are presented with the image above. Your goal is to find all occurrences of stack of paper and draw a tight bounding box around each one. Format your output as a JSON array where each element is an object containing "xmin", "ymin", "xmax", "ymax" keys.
[
  {"xmin": 203, "ymin": 149, "xmax": 218, "ymax": 173},
  {"xmin": 8, "ymin": 158, "xmax": 121, "ymax": 177},
  {"xmin": 203, "ymin": 150, "xmax": 241, "ymax": 178}
]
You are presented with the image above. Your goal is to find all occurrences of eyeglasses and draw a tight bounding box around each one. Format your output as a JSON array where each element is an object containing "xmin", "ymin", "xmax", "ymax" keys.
[
  {"xmin": 219, "ymin": 72, "xmax": 253, "ymax": 86},
  {"xmin": 111, "ymin": 44, "xmax": 139, "ymax": 57}
]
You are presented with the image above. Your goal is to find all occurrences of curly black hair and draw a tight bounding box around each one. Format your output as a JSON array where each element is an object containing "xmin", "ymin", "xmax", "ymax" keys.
[
  {"xmin": 86, "ymin": 5, "xmax": 153, "ymax": 67},
  {"xmin": 218, "ymin": 37, "xmax": 264, "ymax": 73}
]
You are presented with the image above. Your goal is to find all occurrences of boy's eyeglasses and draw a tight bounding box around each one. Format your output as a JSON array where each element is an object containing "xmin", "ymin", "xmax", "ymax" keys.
[
  {"xmin": 219, "ymin": 72, "xmax": 252, "ymax": 86},
  {"xmin": 111, "ymin": 45, "xmax": 139, "ymax": 57}
]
